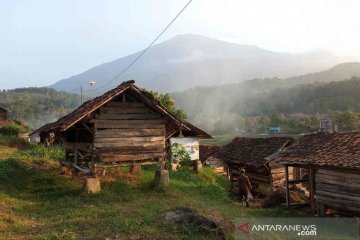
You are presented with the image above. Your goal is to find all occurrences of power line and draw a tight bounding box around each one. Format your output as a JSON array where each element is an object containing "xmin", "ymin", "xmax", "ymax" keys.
[{"xmin": 85, "ymin": 0, "xmax": 193, "ymax": 93}]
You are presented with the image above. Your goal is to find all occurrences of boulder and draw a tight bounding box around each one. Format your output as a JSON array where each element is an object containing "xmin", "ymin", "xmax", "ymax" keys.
[{"xmin": 160, "ymin": 207, "xmax": 233, "ymax": 239}]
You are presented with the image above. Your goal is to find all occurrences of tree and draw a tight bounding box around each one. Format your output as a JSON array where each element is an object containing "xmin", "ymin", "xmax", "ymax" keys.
[
  {"xmin": 147, "ymin": 91, "xmax": 187, "ymax": 121},
  {"xmin": 334, "ymin": 110, "xmax": 359, "ymax": 131}
]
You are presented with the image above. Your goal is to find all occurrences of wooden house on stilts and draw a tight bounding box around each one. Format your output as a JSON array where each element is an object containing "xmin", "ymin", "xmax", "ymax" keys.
[{"xmin": 38, "ymin": 80, "xmax": 211, "ymax": 175}]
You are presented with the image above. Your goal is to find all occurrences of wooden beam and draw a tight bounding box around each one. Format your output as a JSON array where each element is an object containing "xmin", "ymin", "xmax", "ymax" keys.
[
  {"xmin": 309, "ymin": 165, "xmax": 315, "ymax": 213},
  {"xmin": 106, "ymin": 102, "xmax": 145, "ymax": 108},
  {"xmin": 94, "ymin": 160, "xmax": 160, "ymax": 168},
  {"xmin": 100, "ymin": 152, "xmax": 165, "ymax": 162},
  {"xmin": 285, "ymin": 165, "xmax": 290, "ymax": 208},
  {"xmin": 94, "ymin": 136, "xmax": 164, "ymax": 143},
  {"xmin": 287, "ymin": 179, "xmax": 308, "ymax": 184},
  {"xmin": 95, "ymin": 113, "xmax": 161, "ymax": 120},
  {"xmin": 94, "ymin": 122, "xmax": 165, "ymax": 129},
  {"xmin": 81, "ymin": 123, "xmax": 94, "ymax": 135},
  {"xmin": 94, "ymin": 141, "xmax": 164, "ymax": 148},
  {"xmin": 95, "ymin": 128, "xmax": 165, "ymax": 138},
  {"xmin": 91, "ymin": 119, "xmax": 165, "ymax": 124},
  {"xmin": 100, "ymin": 107, "xmax": 152, "ymax": 114},
  {"xmin": 94, "ymin": 145, "xmax": 164, "ymax": 154}
]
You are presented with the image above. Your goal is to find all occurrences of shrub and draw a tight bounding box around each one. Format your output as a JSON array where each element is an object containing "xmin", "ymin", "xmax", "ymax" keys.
[
  {"xmin": 25, "ymin": 144, "xmax": 65, "ymax": 162},
  {"xmin": 0, "ymin": 123, "xmax": 24, "ymax": 136},
  {"xmin": 0, "ymin": 135, "xmax": 33, "ymax": 150},
  {"xmin": 170, "ymin": 143, "xmax": 191, "ymax": 167}
]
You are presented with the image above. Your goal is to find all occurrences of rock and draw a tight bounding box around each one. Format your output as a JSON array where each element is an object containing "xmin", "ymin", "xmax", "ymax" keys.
[
  {"xmin": 85, "ymin": 177, "xmax": 101, "ymax": 193},
  {"xmin": 160, "ymin": 207, "xmax": 233, "ymax": 239},
  {"xmin": 154, "ymin": 169, "xmax": 169, "ymax": 187}
]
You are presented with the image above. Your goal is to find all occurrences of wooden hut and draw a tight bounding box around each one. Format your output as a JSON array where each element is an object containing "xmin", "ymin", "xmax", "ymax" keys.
[
  {"xmin": 39, "ymin": 80, "xmax": 211, "ymax": 174},
  {"xmin": 206, "ymin": 137, "xmax": 294, "ymax": 188},
  {"xmin": 0, "ymin": 106, "xmax": 9, "ymax": 120},
  {"xmin": 199, "ymin": 144, "xmax": 221, "ymax": 163},
  {"xmin": 274, "ymin": 132, "xmax": 360, "ymax": 215}
]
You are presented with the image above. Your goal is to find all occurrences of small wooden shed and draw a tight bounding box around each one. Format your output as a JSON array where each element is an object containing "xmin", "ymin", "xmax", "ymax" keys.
[
  {"xmin": 275, "ymin": 132, "xmax": 360, "ymax": 215},
  {"xmin": 39, "ymin": 80, "xmax": 211, "ymax": 173},
  {"xmin": 0, "ymin": 106, "xmax": 9, "ymax": 121},
  {"xmin": 206, "ymin": 137, "xmax": 294, "ymax": 188}
]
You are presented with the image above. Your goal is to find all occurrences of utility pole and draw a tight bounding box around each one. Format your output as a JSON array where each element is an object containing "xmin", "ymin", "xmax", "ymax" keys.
[
  {"xmin": 80, "ymin": 84, "xmax": 83, "ymax": 105},
  {"xmin": 79, "ymin": 81, "xmax": 95, "ymax": 105}
]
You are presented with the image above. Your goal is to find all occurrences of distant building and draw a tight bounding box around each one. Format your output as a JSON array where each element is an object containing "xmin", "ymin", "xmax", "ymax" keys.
[
  {"xmin": 205, "ymin": 136, "xmax": 294, "ymax": 190},
  {"xmin": 319, "ymin": 119, "xmax": 335, "ymax": 133},
  {"xmin": 268, "ymin": 127, "xmax": 281, "ymax": 134},
  {"xmin": 0, "ymin": 106, "xmax": 9, "ymax": 120}
]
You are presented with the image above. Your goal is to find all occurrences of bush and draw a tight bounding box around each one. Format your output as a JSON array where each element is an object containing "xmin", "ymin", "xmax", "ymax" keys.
[
  {"xmin": 0, "ymin": 123, "xmax": 24, "ymax": 136},
  {"xmin": 0, "ymin": 135, "xmax": 33, "ymax": 150},
  {"xmin": 25, "ymin": 144, "xmax": 65, "ymax": 162},
  {"xmin": 170, "ymin": 143, "xmax": 191, "ymax": 167}
]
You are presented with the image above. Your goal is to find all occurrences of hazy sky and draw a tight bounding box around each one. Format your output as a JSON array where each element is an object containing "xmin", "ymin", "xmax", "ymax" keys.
[{"xmin": 1, "ymin": 0, "xmax": 360, "ymax": 89}]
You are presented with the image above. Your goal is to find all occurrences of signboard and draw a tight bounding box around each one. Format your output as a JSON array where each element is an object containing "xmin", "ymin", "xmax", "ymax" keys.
[{"xmin": 170, "ymin": 137, "xmax": 199, "ymax": 161}]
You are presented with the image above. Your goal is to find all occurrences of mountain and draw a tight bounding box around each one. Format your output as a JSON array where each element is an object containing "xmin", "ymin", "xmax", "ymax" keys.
[
  {"xmin": 50, "ymin": 34, "xmax": 343, "ymax": 93},
  {"xmin": 171, "ymin": 63, "xmax": 360, "ymax": 133}
]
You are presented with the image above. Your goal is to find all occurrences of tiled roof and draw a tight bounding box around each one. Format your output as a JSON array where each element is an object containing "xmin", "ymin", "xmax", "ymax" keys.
[
  {"xmin": 213, "ymin": 137, "xmax": 294, "ymax": 167},
  {"xmin": 0, "ymin": 106, "xmax": 9, "ymax": 112},
  {"xmin": 275, "ymin": 131, "xmax": 360, "ymax": 170},
  {"xmin": 183, "ymin": 122, "xmax": 212, "ymax": 139},
  {"xmin": 46, "ymin": 80, "xmax": 189, "ymax": 132},
  {"xmin": 37, "ymin": 80, "xmax": 211, "ymax": 139},
  {"xmin": 199, "ymin": 144, "xmax": 221, "ymax": 163}
]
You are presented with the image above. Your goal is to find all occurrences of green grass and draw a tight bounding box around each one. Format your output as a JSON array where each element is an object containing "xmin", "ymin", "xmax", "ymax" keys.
[{"xmin": 0, "ymin": 137, "xmax": 307, "ymax": 240}]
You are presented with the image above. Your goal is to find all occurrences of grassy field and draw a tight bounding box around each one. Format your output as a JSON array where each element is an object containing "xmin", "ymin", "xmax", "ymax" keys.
[{"xmin": 0, "ymin": 135, "xmax": 307, "ymax": 240}]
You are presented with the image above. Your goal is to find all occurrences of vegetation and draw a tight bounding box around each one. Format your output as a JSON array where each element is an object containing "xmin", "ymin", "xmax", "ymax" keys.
[
  {"xmin": 147, "ymin": 90, "xmax": 187, "ymax": 121},
  {"xmin": 0, "ymin": 123, "xmax": 28, "ymax": 136},
  {"xmin": 0, "ymin": 136, "xmax": 306, "ymax": 239},
  {"xmin": 173, "ymin": 77, "xmax": 360, "ymax": 134},
  {"xmin": 0, "ymin": 87, "xmax": 80, "ymax": 129}
]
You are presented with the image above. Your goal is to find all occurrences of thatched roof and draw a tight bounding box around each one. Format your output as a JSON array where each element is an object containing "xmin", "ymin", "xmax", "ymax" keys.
[
  {"xmin": 213, "ymin": 137, "xmax": 294, "ymax": 167},
  {"xmin": 274, "ymin": 131, "xmax": 360, "ymax": 170}
]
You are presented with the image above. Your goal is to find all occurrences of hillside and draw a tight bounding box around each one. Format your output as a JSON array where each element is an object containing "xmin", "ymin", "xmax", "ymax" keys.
[
  {"xmin": 50, "ymin": 34, "xmax": 343, "ymax": 93},
  {"xmin": 172, "ymin": 76, "xmax": 360, "ymax": 134},
  {"xmin": 0, "ymin": 88, "xmax": 80, "ymax": 129},
  {"xmin": 0, "ymin": 136, "xmax": 307, "ymax": 239}
]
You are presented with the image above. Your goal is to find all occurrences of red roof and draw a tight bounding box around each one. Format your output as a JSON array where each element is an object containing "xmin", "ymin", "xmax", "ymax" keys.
[
  {"xmin": 46, "ymin": 80, "xmax": 188, "ymax": 132},
  {"xmin": 37, "ymin": 80, "xmax": 211, "ymax": 139},
  {"xmin": 275, "ymin": 131, "xmax": 360, "ymax": 170},
  {"xmin": 213, "ymin": 137, "xmax": 294, "ymax": 167}
]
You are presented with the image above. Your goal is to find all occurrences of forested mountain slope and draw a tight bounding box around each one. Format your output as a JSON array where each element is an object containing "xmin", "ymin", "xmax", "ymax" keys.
[{"xmin": 0, "ymin": 88, "xmax": 80, "ymax": 129}]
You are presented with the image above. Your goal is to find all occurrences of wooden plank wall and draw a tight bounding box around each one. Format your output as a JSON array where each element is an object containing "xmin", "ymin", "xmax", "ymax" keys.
[
  {"xmin": 92, "ymin": 101, "xmax": 166, "ymax": 164},
  {"xmin": 315, "ymin": 169, "xmax": 360, "ymax": 214}
]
